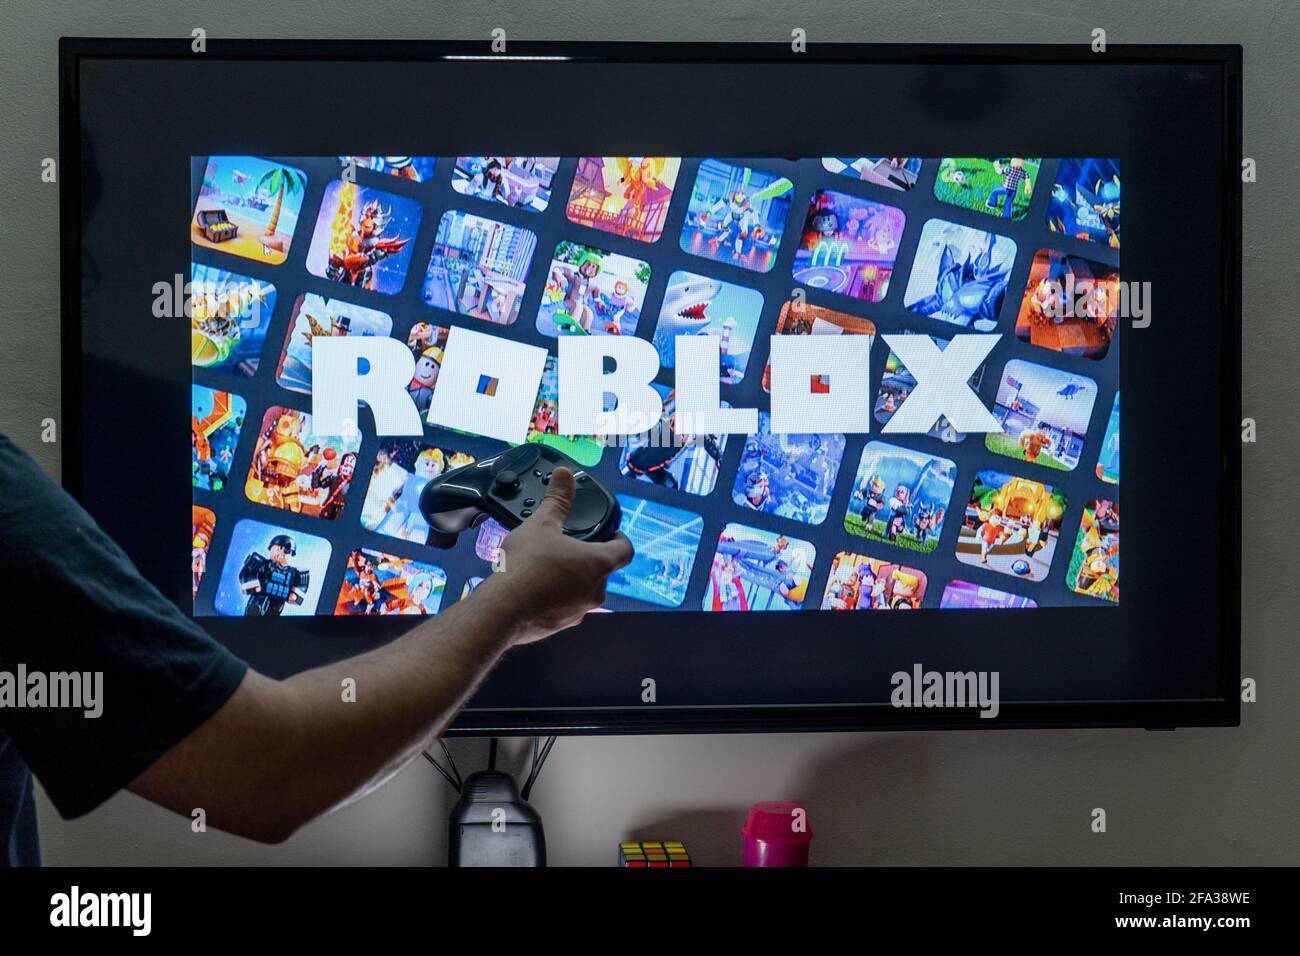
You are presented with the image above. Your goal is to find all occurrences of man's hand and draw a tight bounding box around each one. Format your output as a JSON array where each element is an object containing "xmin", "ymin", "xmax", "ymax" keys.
[{"xmin": 479, "ymin": 466, "xmax": 633, "ymax": 645}]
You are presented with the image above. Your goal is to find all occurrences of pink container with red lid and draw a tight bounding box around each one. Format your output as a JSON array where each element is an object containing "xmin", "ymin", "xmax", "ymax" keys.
[{"xmin": 741, "ymin": 801, "xmax": 813, "ymax": 867}]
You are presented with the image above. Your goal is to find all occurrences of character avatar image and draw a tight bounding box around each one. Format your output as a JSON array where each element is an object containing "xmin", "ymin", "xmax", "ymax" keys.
[
  {"xmin": 761, "ymin": 300, "xmax": 875, "ymax": 393},
  {"xmin": 703, "ymin": 525, "xmax": 815, "ymax": 612},
  {"xmin": 275, "ymin": 294, "xmax": 394, "ymax": 394},
  {"xmin": 821, "ymin": 551, "xmax": 928, "ymax": 611},
  {"xmin": 1047, "ymin": 158, "xmax": 1121, "ymax": 248},
  {"xmin": 361, "ymin": 441, "xmax": 475, "ymax": 546},
  {"xmin": 334, "ymin": 548, "xmax": 448, "ymax": 616},
  {"xmin": 619, "ymin": 385, "xmax": 728, "ymax": 496},
  {"xmin": 791, "ymin": 189, "xmax": 906, "ymax": 301},
  {"xmin": 954, "ymin": 470, "xmax": 1067, "ymax": 582},
  {"xmin": 404, "ymin": 322, "xmax": 450, "ymax": 414},
  {"xmin": 192, "ymin": 156, "xmax": 308, "ymax": 264},
  {"xmin": 679, "ymin": 160, "xmax": 794, "ymax": 273},
  {"xmin": 821, "ymin": 157, "xmax": 922, "ymax": 192},
  {"xmin": 934, "ymin": 157, "xmax": 1041, "ymax": 222},
  {"xmin": 191, "ymin": 506, "xmax": 216, "ymax": 600},
  {"xmin": 730, "ymin": 413, "xmax": 846, "ymax": 526},
  {"xmin": 452, "ymin": 156, "xmax": 559, "ymax": 212},
  {"xmin": 422, "ymin": 209, "xmax": 537, "ymax": 324},
  {"xmin": 339, "ymin": 155, "xmax": 437, "ymax": 182},
  {"xmin": 845, "ymin": 442, "xmax": 957, "ymax": 554},
  {"xmin": 651, "ymin": 271, "xmax": 764, "ymax": 384},
  {"xmin": 191, "ymin": 384, "xmax": 247, "ymax": 491},
  {"xmin": 986, "ymin": 359, "xmax": 1098, "ymax": 472},
  {"xmin": 243, "ymin": 407, "xmax": 362, "ymax": 519},
  {"xmin": 874, "ymin": 334, "xmax": 984, "ymax": 442},
  {"xmin": 306, "ymin": 180, "xmax": 421, "ymax": 294},
  {"xmin": 939, "ymin": 580, "xmax": 1037, "ymax": 610},
  {"xmin": 189, "ymin": 264, "xmax": 277, "ymax": 375},
  {"xmin": 1015, "ymin": 249, "xmax": 1119, "ymax": 360},
  {"xmin": 1067, "ymin": 499, "xmax": 1119, "ymax": 602},
  {"xmin": 605, "ymin": 495, "xmax": 703, "ymax": 609},
  {"xmin": 536, "ymin": 241, "xmax": 649, "ymax": 337},
  {"xmin": 238, "ymin": 532, "xmax": 311, "ymax": 617},
  {"xmin": 904, "ymin": 218, "xmax": 1017, "ymax": 331},
  {"xmin": 565, "ymin": 157, "xmax": 681, "ymax": 244}
]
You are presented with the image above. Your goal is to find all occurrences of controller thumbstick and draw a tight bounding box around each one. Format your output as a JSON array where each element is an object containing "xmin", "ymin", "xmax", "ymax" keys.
[{"xmin": 494, "ymin": 469, "xmax": 520, "ymax": 492}]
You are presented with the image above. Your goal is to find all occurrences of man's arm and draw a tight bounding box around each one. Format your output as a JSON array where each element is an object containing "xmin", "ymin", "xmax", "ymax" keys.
[{"xmin": 128, "ymin": 468, "xmax": 632, "ymax": 843}]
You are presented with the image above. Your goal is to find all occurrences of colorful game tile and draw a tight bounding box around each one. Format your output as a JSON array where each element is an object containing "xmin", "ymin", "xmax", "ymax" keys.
[
  {"xmin": 190, "ymin": 263, "xmax": 277, "ymax": 375},
  {"xmin": 1066, "ymin": 499, "xmax": 1120, "ymax": 602},
  {"xmin": 903, "ymin": 218, "xmax": 1017, "ymax": 331},
  {"xmin": 791, "ymin": 189, "xmax": 906, "ymax": 301},
  {"xmin": 339, "ymin": 155, "xmax": 438, "ymax": 183},
  {"xmin": 939, "ymin": 580, "xmax": 1038, "ymax": 610},
  {"xmin": 821, "ymin": 157, "xmax": 922, "ymax": 191},
  {"xmin": 565, "ymin": 157, "xmax": 680, "ymax": 244},
  {"xmin": 213, "ymin": 518, "xmax": 332, "ymax": 617},
  {"xmin": 606, "ymin": 495, "xmax": 703, "ymax": 608},
  {"xmin": 422, "ymin": 210, "xmax": 537, "ymax": 324},
  {"xmin": 985, "ymin": 360, "xmax": 1098, "ymax": 472},
  {"xmin": 523, "ymin": 355, "xmax": 604, "ymax": 467},
  {"xmin": 403, "ymin": 322, "xmax": 451, "ymax": 415},
  {"xmin": 761, "ymin": 299, "xmax": 875, "ymax": 392},
  {"xmin": 360, "ymin": 439, "xmax": 477, "ymax": 545},
  {"xmin": 731, "ymin": 413, "xmax": 846, "ymax": 526},
  {"xmin": 536, "ymin": 240, "xmax": 650, "ymax": 337},
  {"xmin": 306, "ymin": 180, "xmax": 422, "ymax": 294},
  {"xmin": 651, "ymin": 270, "xmax": 763, "ymax": 385},
  {"xmin": 618, "ymin": 384, "xmax": 728, "ymax": 495},
  {"xmin": 703, "ymin": 524, "xmax": 815, "ymax": 611},
  {"xmin": 954, "ymin": 469, "xmax": 1067, "ymax": 582},
  {"xmin": 333, "ymin": 548, "xmax": 447, "ymax": 616},
  {"xmin": 191, "ymin": 384, "xmax": 247, "ymax": 492},
  {"xmin": 192, "ymin": 156, "xmax": 308, "ymax": 265},
  {"xmin": 1046, "ymin": 158, "xmax": 1121, "ymax": 248},
  {"xmin": 1096, "ymin": 392, "xmax": 1119, "ymax": 484},
  {"xmin": 474, "ymin": 519, "xmax": 510, "ymax": 565},
  {"xmin": 874, "ymin": 334, "xmax": 984, "ymax": 442},
  {"xmin": 1015, "ymin": 249, "xmax": 1119, "ymax": 360},
  {"xmin": 191, "ymin": 506, "xmax": 216, "ymax": 600},
  {"xmin": 452, "ymin": 156, "xmax": 560, "ymax": 212},
  {"xmin": 679, "ymin": 159, "xmax": 794, "ymax": 273},
  {"xmin": 933, "ymin": 157, "xmax": 1041, "ymax": 221},
  {"xmin": 243, "ymin": 407, "xmax": 362, "ymax": 520},
  {"xmin": 275, "ymin": 294, "xmax": 394, "ymax": 395},
  {"xmin": 844, "ymin": 442, "xmax": 956, "ymax": 554},
  {"xmin": 821, "ymin": 551, "xmax": 929, "ymax": 610},
  {"xmin": 459, "ymin": 577, "xmax": 486, "ymax": 601}
]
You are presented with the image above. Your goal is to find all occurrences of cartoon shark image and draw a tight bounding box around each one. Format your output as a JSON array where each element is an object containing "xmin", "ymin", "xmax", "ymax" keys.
[{"xmin": 653, "ymin": 274, "xmax": 722, "ymax": 365}]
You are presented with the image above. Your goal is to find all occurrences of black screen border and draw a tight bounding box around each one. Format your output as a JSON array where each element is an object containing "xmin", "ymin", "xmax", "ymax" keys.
[{"xmin": 58, "ymin": 39, "xmax": 1242, "ymax": 735}]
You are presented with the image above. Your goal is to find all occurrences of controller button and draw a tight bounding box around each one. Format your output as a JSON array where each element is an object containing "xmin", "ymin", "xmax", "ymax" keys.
[
  {"xmin": 523, "ymin": 497, "xmax": 536, "ymax": 507},
  {"xmin": 541, "ymin": 473, "xmax": 551, "ymax": 484},
  {"xmin": 521, "ymin": 509, "xmax": 532, "ymax": 518},
  {"xmin": 533, "ymin": 470, "xmax": 543, "ymax": 477},
  {"xmin": 494, "ymin": 469, "xmax": 520, "ymax": 492}
]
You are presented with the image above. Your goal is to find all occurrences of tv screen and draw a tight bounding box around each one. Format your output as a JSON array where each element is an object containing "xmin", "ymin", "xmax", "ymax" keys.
[{"xmin": 62, "ymin": 41, "xmax": 1240, "ymax": 732}]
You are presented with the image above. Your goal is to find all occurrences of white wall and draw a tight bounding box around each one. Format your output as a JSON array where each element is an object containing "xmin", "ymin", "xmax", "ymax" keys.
[{"xmin": 3, "ymin": 0, "xmax": 1296, "ymax": 865}]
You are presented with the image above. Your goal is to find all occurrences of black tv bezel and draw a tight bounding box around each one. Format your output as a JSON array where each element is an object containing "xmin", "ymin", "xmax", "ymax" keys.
[{"xmin": 58, "ymin": 39, "xmax": 1242, "ymax": 735}]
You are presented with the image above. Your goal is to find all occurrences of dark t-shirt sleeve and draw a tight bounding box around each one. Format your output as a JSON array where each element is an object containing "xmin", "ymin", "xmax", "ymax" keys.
[{"xmin": 0, "ymin": 435, "xmax": 248, "ymax": 818}]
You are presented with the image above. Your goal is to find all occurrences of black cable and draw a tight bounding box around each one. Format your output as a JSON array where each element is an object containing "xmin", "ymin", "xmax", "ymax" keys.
[
  {"xmin": 520, "ymin": 735, "xmax": 557, "ymax": 801},
  {"xmin": 438, "ymin": 738, "xmax": 463, "ymax": 790},
  {"xmin": 421, "ymin": 750, "xmax": 461, "ymax": 793},
  {"xmin": 487, "ymin": 736, "xmax": 498, "ymax": 772}
]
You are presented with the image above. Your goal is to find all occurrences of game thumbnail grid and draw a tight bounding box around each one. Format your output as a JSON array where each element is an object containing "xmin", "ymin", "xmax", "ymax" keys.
[{"xmin": 190, "ymin": 155, "xmax": 1120, "ymax": 618}]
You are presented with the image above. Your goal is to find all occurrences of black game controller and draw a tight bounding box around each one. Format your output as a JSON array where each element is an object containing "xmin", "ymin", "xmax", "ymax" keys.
[{"xmin": 418, "ymin": 444, "xmax": 622, "ymax": 547}]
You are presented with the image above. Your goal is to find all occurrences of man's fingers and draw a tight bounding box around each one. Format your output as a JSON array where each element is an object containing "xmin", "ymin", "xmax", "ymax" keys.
[
  {"xmin": 592, "ymin": 532, "xmax": 634, "ymax": 571},
  {"xmin": 533, "ymin": 466, "xmax": 575, "ymax": 525}
]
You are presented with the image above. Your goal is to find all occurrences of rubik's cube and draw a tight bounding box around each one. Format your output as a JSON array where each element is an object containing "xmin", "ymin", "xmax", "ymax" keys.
[{"xmin": 618, "ymin": 841, "xmax": 691, "ymax": 867}]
